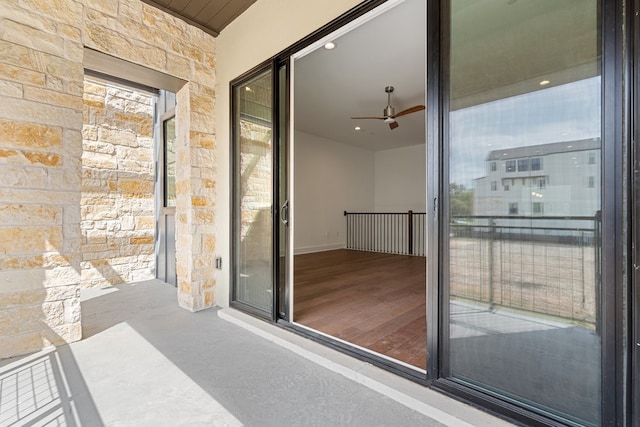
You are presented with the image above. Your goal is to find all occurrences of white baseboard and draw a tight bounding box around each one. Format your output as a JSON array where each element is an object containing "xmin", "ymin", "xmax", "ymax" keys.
[{"xmin": 294, "ymin": 243, "xmax": 345, "ymax": 255}]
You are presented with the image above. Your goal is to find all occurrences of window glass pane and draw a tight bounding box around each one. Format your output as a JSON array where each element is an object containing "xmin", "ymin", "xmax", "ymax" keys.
[
  {"xmin": 517, "ymin": 159, "xmax": 529, "ymax": 171},
  {"xmin": 164, "ymin": 117, "xmax": 176, "ymax": 207},
  {"xmin": 448, "ymin": 0, "xmax": 601, "ymax": 424},
  {"xmin": 234, "ymin": 70, "xmax": 274, "ymax": 312},
  {"xmin": 533, "ymin": 202, "xmax": 543, "ymax": 215},
  {"xmin": 505, "ymin": 159, "xmax": 516, "ymax": 172},
  {"xmin": 531, "ymin": 157, "xmax": 542, "ymax": 170}
]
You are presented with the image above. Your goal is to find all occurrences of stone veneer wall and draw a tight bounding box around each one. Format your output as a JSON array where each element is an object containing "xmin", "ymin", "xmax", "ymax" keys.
[
  {"xmin": 0, "ymin": 0, "xmax": 216, "ymax": 359},
  {"xmin": 81, "ymin": 79, "xmax": 155, "ymax": 287}
]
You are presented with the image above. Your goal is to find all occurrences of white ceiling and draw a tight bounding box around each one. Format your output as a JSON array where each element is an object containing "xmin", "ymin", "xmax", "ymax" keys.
[
  {"xmin": 292, "ymin": 0, "xmax": 598, "ymax": 153},
  {"xmin": 293, "ymin": 0, "xmax": 426, "ymax": 152}
]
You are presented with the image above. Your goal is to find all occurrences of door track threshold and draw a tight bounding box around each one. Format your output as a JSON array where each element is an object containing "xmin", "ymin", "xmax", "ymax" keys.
[{"xmin": 218, "ymin": 307, "xmax": 515, "ymax": 427}]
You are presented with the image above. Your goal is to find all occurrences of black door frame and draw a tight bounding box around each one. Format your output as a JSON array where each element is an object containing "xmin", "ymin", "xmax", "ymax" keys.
[
  {"xmin": 429, "ymin": 0, "xmax": 631, "ymax": 425},
  {"xmin": 230, "ymin": 61, "xmax": 278, "ymax": 319},
  {"xmin": 632, "ymin": 0, "xmax": 640, "ymax": 425},
  {"xmin": 229, "ymin": 0, "xmax": 635, "ymax": 424},
  {"xmin": 275, "ymin": 59, "xmax": 291, "ymax": 321},
  {"xmin": 229, "ymin": 58, "xmax": 292, "ymax": 321}
]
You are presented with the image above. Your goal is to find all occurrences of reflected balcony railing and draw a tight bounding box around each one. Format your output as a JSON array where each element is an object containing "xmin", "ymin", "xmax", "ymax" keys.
[{"xmin": 450, "ymin": 212, "xmax": 601, "ymax": 327}]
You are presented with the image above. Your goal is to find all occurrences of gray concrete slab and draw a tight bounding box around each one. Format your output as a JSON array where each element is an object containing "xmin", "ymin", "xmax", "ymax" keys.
[{"xmin": 0, "ymin": 280, "xmax": 514, "ymax": 427}]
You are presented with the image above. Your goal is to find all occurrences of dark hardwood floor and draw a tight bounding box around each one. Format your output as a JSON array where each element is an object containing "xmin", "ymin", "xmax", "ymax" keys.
[{"xmin": 294, "ymin": 249, "xmax": 427, "ymax": 370}]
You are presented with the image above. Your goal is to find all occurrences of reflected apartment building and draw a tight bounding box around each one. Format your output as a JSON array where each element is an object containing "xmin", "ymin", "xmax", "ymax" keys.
[
  {"xmin": 474, "ymin": 138, "xmax": 601, "ymax": 219},
  {"xmin": 459, "ymin": 137, "xmax": 602, "ymax": 326}
]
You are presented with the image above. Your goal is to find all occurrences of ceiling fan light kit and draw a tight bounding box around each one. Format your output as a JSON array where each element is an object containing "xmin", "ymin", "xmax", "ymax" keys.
[{"xmin": 351, "ymin": 85, "xmax": 425, "ymax": 130}]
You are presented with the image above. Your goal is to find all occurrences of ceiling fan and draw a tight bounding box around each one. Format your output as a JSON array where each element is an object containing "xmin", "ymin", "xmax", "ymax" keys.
[{"xmin": 351, "ymin": 86, "xmax": 425, "ymax": 130}]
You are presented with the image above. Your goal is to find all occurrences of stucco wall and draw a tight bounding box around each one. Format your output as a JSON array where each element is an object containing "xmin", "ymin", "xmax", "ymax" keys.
[
  {"xmin": 0, "ymin": 0, "xmax": 216, "ymax": 359},
  {"xmin": 215, "ymin": 0, "xmax": 362, "ymax": 307}
]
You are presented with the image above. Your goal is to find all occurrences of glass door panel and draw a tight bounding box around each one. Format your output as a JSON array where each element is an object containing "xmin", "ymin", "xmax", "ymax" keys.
[
  {"xmin": 446, "ymin": 0, "xmax": 601, "ymax": 425},
  {"xmin": 233, "ymin": 70, "xmax": 274, "ymax": 313},
  {"xmin": 277, "ymin": 64, "xmax": 289, "ymax": 319}
]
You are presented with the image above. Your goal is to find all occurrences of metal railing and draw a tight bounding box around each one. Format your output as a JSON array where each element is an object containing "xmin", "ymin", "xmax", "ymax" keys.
[
  {"xmin": 449, "ymin": 213, "xmax": 601, "ymax": 326},
  {"xmin": 344, "ymin": 211, "xmax": 426, "ymax": 256},
  {"xmin": 344, "ymin": 211, "xmax": 601, "ymax": 326}
]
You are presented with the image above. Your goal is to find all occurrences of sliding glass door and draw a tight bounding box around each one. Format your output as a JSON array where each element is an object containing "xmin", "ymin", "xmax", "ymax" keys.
[
  {"xmin": 232, "ymin": 62, "xmax": 289, "ymax": 319},
  {"xmin": 442, "ymin": 0, "xmax": 611, "ymax": 425},
  {"xmin": 232, "ymin": 69, "xmax": 275, "ymax": 315},
  {"xmin": 229, "ymin": 0, "xmax": 629, "ymax": 423}
]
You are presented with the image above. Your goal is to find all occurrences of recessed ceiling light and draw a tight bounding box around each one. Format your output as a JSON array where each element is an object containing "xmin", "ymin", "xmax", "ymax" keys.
[
  {"xmin": 539, "ymin": 80, "xmax": 550, "ymax": 86},
  {"xmin": 324, "ymin": 42, "xmax": 336, "ymax": 50},
  {"xmin": 567, "ymin": 145, "xmax": 573, "ymax": 148},
  {"xmin": 354, "ymin": 126, "xmax": 362, "ymax": 131}
]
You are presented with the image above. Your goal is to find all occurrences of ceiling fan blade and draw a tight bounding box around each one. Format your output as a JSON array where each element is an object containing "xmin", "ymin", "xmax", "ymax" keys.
[
  {"xmin": 351, "ymin": 116, "xmax": 385, "ymax": 120},
  {"xmin": 389, "ymin": 121, "xmax": 399, "ymax": 130},
  {"xmin": 392, "ymin": 105, "xmax": 425, "ymax": 118}
]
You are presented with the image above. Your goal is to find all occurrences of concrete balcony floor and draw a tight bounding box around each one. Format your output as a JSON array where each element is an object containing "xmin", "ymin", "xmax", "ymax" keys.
[{"xmin": 0, "ymin": 280, "xmax": 513, "ymax": 426}]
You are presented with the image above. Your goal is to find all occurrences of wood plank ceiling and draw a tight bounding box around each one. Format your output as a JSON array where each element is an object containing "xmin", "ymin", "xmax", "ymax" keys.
[{"xmin": 139, "ymin": 0, "xmax": 257, "ymax": 37}]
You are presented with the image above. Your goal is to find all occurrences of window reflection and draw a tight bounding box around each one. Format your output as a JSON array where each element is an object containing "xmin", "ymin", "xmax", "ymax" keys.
[
  {"xmin": 234, "ymin": 71, "xmax": 274, "ymax": 312},
  {"xmin": 164, "ymin": 117, "xmax": 176, "ymax": 207},
  {"xmin": 448, "ymin": 0, "xmax": 601, "ymax": 425}
]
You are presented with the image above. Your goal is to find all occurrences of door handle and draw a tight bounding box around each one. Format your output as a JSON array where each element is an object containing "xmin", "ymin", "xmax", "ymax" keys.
[{"xmin": 280, "ymin": 200, "xmax": 289, "ymax": 226}]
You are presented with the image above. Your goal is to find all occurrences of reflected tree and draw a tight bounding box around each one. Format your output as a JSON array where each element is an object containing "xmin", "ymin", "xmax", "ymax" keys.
[{"xmin": 450, "ymin": 183, "xmax": 473, "ymax": 217}]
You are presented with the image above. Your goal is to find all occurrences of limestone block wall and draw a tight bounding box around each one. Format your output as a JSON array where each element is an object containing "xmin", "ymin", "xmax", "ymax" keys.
[
  {"xmin": 0, "ymin": 0, "xmax": 84, "ymax": 359},
  {"xmin": 82, "ymin": 0, "xmax": 217, "ymax": 312},
  {"xmin": 174, "ymin": 83, "xmax": 217, "ymax": 311},
  {"xmin": 0, "ymin": 0, "xmax": 216, "ymax": 359},
  {"xmin": 81, "ymin": 79, "xmax": 155, "ymax": 287}
]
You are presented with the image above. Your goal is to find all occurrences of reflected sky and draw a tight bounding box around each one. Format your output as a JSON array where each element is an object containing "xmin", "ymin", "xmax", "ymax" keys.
[{"xmin": 450, "ymin": 77, "xmax": 601, "ymax": 187}]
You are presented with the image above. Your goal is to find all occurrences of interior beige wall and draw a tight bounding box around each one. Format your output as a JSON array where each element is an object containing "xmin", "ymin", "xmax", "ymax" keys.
[{"xmin": 214, "ymin": 0, "xmax": 362, "ymax": 308}]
